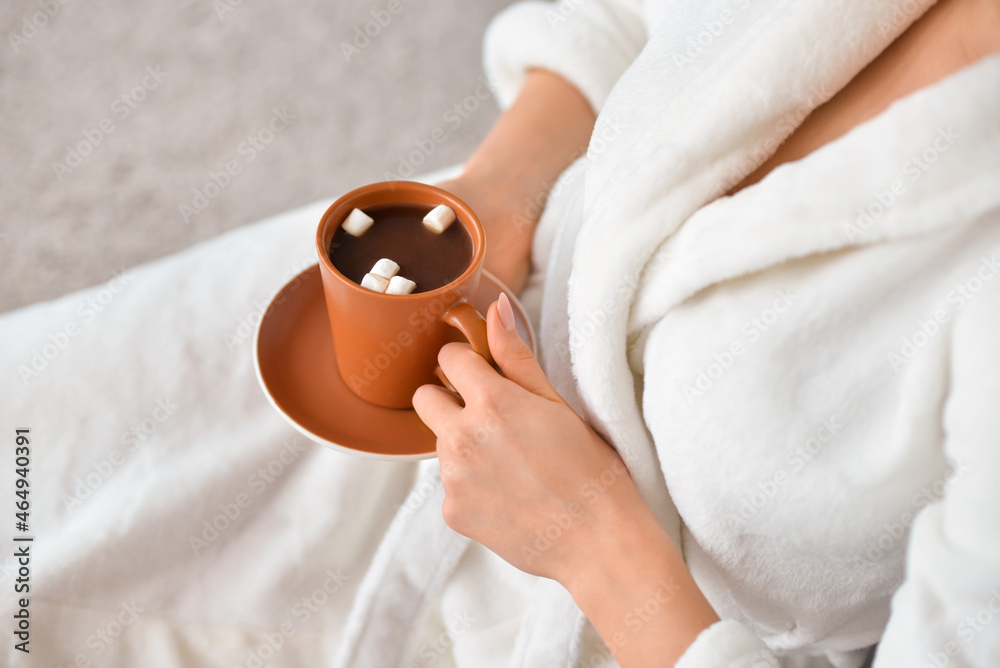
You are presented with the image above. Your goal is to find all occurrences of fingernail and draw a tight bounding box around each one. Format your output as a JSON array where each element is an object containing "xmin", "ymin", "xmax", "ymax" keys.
[{"xmin": 498, "ymin": 292, "xmax": 516, "ymax": 331}]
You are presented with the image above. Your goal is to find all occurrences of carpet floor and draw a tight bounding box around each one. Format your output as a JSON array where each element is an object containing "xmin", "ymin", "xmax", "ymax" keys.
[{"xmin": 0, "ymin": 0, "xmax": 513, "ymax": 313}]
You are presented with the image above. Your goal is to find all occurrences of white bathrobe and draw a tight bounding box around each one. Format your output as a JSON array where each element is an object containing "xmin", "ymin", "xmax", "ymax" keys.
[
  {"xmin": 2, "ymin": 1, "xmax": 998, "ymax": 667},
  {"xmin": 340, "ymin": 1, "xmax": 1000, "ymax": 666}
]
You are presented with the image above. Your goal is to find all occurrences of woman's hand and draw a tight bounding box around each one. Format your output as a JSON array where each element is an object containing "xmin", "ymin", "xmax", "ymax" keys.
[
  {"xmin": 431, "ymin": 68, "xmax": 597, "ymax": 295},
  {"xmin": 412, "ymin": 294, "xmax": 720, "ymax": 665},
  {"xmin": 434, "ymin": 175, "xmax": 539, "ymax": 296},
  {"xmin": 414, "ymin": 70, "xmax": 717, "ymax": 666},
  {"xmin": 413, "ymin": 292, "xmax": 639, "ymax": 582}
]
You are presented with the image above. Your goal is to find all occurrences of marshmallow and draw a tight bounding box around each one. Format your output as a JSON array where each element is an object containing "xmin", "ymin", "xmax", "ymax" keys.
[
  {"xmin": 360, "ymin": 273, "xmax": 389, "ymax": 293},
  {"xmin": 342, "ymin": 208, "xmax": 374, "ymax": 236},
  {"xmin": 386, "ymin": 275, "xmax": 416, "ymax": 295},
  {"xmin": 370, "ymin": 258, "xmax": 400, "ymax": 279},
  {"xmin": 423, "ymin": 204, "xmax": 456, "ymax": 234}
]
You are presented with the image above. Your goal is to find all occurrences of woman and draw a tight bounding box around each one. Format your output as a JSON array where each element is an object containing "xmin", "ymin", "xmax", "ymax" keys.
[
  {"xmin": 3, "ymin": 0, "xmax": 997, "ymax": 666},
  {"xmin": 399, "ymin": 0, "xmax": 1000, "ymax": 665}
]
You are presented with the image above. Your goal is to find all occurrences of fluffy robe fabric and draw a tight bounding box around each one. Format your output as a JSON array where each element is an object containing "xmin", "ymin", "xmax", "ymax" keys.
[
  {"xmin": 478, "ymin": 0, "xmax": 1000, "ymax": 665},
  {"xmin": 3, "ymin": 3, "xmax": 1000, "ymax": 668}
]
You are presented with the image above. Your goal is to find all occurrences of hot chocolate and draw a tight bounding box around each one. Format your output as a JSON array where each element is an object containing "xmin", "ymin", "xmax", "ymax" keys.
[{"xmin": 328, "ymin": 204, "xmax": 473, "ymax": 294}]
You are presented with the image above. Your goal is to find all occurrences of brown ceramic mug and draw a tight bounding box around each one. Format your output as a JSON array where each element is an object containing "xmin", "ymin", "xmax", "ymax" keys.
[{"xmin": 316, "ymin": 181, "xmax": 493, "ymax": 409}]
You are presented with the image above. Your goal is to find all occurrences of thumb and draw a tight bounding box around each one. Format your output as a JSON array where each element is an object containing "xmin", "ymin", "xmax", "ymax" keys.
[{"xmin": 487, "ymin": 293, "xmax": 562, "ymax": 402}]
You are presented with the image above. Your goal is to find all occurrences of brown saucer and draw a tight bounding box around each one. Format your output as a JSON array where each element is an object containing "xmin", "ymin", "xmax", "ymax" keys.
[{"xmin": 254, "ymin": 265, "xmax": 535, "ymax": 460}]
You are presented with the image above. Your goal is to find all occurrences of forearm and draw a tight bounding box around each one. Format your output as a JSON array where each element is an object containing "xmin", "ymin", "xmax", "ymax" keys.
[
  {"xmin": 561, "ymin": 494, "xmax": 719, "ymax": 667},
  {"xmin": 415, "ymin": 277, "xmax": 718, "ymax": 663},
  {"xmin": 463, "ymin": 68, "xmax": 596, "ymax": 212},
  {"xmin": 437, "ymin": 68, "xmax": 596, "ymax": 292}
]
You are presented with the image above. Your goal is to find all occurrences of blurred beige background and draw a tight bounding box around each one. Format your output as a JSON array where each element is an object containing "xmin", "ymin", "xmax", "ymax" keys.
[{"xmin": 0, "ymin": 0, "xmax": 513, "ymax": 313}]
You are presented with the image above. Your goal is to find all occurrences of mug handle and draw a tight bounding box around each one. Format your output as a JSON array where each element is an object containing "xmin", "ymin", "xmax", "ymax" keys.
[{"xmin": 434, "ymin": 301, "xmax": 496, "ymax": 392}]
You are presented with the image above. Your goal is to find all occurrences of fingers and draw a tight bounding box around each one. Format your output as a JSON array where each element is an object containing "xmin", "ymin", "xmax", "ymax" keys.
[
  {"xmin": 487, "ymin": 294, "xmax": 563, "ymax": 402},
  {"xmin": 433, "ymin": 293, "xmax": 565, "ymax": 410},
  {"xmin": 412, "ymin": 383, "xmax": 463, "ymax": 434},
  {"xmin": 436, "ymin": 341, "xmax": 504, "ymax": 403}
]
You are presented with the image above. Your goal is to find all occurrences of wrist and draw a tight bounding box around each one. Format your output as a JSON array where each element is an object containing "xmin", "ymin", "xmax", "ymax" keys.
[
  {"xmin": 455, "ymin": 162, "xmax": 549, "ymax": 241},
  {"xmin": 460, "ymin": 152, "xmax": 555, "ymax": 211},
  {"xmin": 558, "ymin": 491, "xmax": 719, "ymax": 665},
  {"xmin": 560, "ymin": 494, "xmax": 678, "ymax": 601}
]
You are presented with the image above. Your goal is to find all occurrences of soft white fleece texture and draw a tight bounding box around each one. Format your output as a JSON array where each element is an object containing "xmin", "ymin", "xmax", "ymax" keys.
[
  {"xmin": 3, "ymin": 2, "xmax": 1000, "ymax": 668},
  {"xmin": 465, "ymin": 1, "xmax": 1000, "ymax": 666}
]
